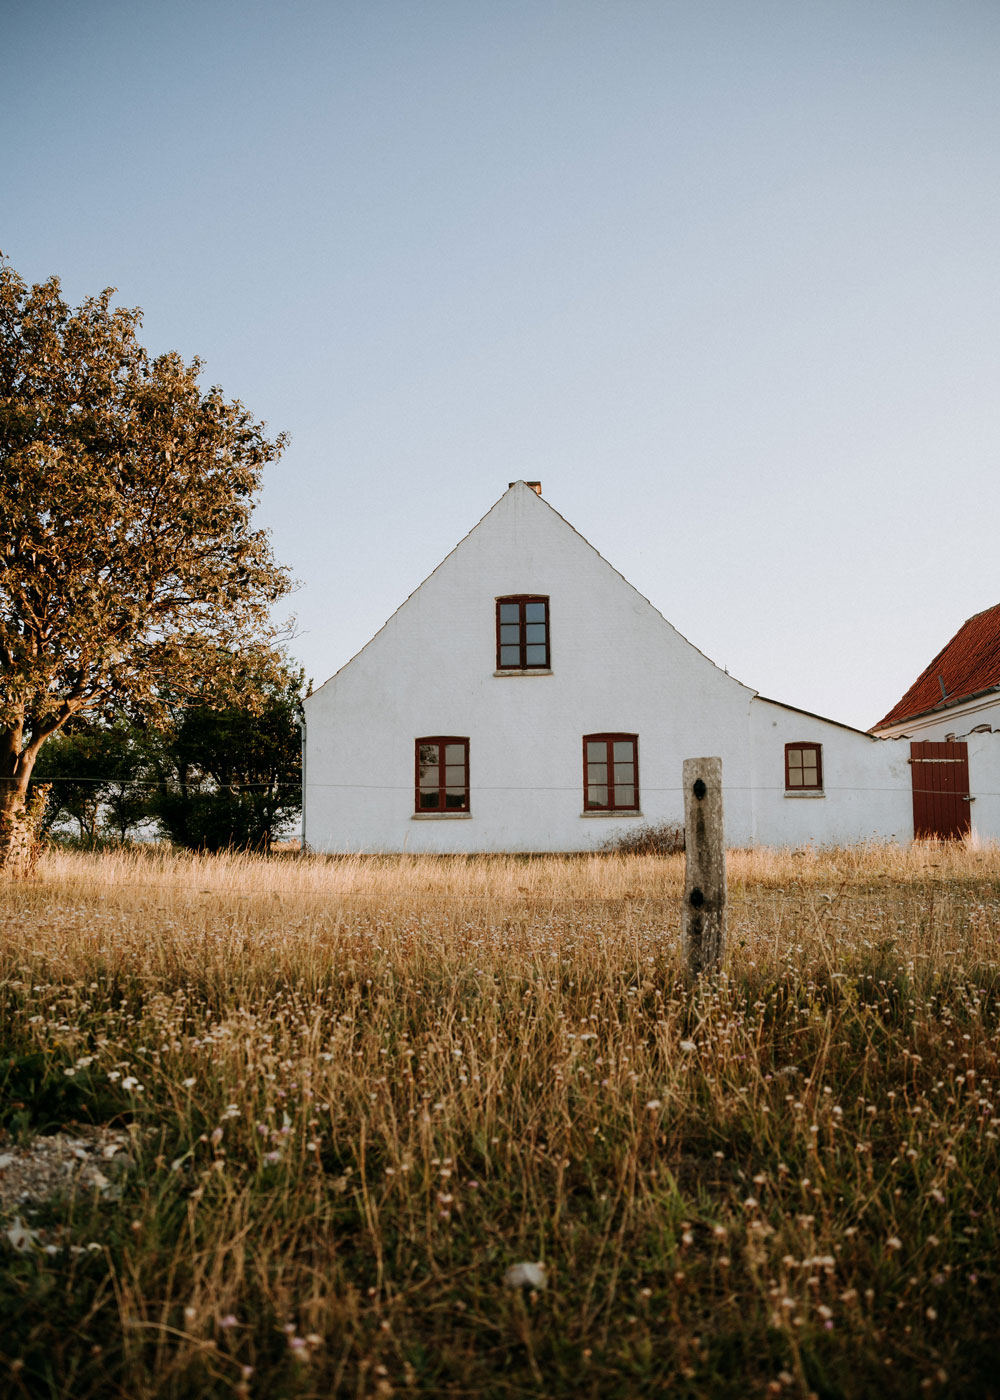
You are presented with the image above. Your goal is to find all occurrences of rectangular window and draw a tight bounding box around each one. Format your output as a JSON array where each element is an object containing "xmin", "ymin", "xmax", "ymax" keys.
[
  {"xmin": 785, "ymin": 742, "xmax": 823, "ymax": 792},
  {"xmin": 496, "ymin": 595, "xmax": 550, "ymax": 670},
  {"xmin": 415, "ymin": 737, "xmax": 470, "ymax": 812},
  {"xmin": 583, "ymin": 733, "xmax": 639, "ymax": 811}
]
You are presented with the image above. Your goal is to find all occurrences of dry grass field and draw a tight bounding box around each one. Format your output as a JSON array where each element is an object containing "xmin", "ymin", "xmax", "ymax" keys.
[{"xmin": 1, "ymin": 843, "xmax": 999, "ymax": 1399}]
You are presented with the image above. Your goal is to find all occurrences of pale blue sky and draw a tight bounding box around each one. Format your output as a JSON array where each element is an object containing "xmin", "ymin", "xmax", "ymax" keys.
[{"xmin": 5, "ymin": 0, "xmax": 999, "ymax": 729}]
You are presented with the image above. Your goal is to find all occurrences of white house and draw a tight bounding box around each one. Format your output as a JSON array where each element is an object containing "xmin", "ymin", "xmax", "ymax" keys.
[{"xmin": 302, "ymin": 483, "xmax": 1000, "ymax": 852}]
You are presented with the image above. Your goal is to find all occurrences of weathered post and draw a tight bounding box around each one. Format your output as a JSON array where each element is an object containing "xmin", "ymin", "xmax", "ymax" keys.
[{"xmin": 682, "ymin": 757, "xmax": 726, "ymax": 978}]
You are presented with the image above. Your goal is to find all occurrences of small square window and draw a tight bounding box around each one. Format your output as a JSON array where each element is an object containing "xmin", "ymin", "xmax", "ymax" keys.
[
  {"xmin": 583, "ymin": 734, "xmax": 639, "ymax": 811},
  {"xmin": 785, "ymin": 742, "xmax": 823, "ymax": 792},
  {"xmin": 496, "ymin": 596, "xmax": 550, "ymax": 670},
  {"xmin": 415, "ymin": 737, "xmax": 469, "ymax": 812}
]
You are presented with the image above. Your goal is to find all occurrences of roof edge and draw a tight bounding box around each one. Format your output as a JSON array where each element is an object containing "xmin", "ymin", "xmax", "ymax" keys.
[
  {"xmin": 755, "ymin": 695, "xmax": 876, "ymax": 738},
  {"xmin": 871, "ymin": 683, "xmax": 1000, "ymax": 733}
]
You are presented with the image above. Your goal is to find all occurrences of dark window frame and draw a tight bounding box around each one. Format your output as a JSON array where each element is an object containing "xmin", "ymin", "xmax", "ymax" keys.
[
  {"xmin": 415, "ymin": 736, "xmax": 470, "ymax": 813},
  {"xmin": 784, "ymin": 742, "xmax": 823, "ymax": 792},
  {"xmin": 583, "ymin": 732, "xmax": 640, "ymax": 812},
  {"xmin": 495, "ymin": 595, "xmax": 550, "ymax": 671}
]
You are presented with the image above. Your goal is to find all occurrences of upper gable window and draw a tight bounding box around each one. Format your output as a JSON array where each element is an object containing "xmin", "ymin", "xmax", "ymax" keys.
[
  {"xmin": 785, "ymin": 742, "xmax": 823, "ymax": 793},
  {"xmin": 496, "ymin": 596, "xmax": 550, "ymax": 671}
]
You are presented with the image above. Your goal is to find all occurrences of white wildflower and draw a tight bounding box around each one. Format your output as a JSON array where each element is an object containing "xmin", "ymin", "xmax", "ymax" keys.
[
  {"xmin": 5, "ymin": 1217, "xmax": 40, "ymax": 1253},
  {"xmin": 503, "ymin": 1261, "xmax": 548, "ymax": 1290}
]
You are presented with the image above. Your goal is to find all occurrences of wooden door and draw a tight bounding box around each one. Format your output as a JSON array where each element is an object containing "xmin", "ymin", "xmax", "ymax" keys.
[{"xmin": 910, "ymin": 741, "xmax": 971, "ymax": 840}]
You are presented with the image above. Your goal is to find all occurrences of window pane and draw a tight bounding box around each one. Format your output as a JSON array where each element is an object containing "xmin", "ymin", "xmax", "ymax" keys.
[
  {"xmin": 500, "ymin": 645, "xmax": 520, "ymax": 666},
  {"xmin": 445, "ymin": 765, "xmax": 466, "ymax": 786},
  {"xmin": 419, "ymin": 744, "xmax": 439, "ymax": 767},
  {"xmin": 787, "ymin": 749, "xmax": 802, "ymax": 768},
  {"xmin": 613, "ymin": 741, "xmax": 635, "ymax": 762},
  {"xmin": 524, "ymin": 623, "xmax": 546, "ymax": 644},
  {"xmin": 525, "ymin": 645, "xmax": 547, "ymax": 665},
  {"xmin": 444, "ymin": 744, "xmax": 465, "ymax": 765},
  {"xmin": 588, "ymin": 785, "xmax": 608, "ymax": 806},
  {"xmin": 499, "ymin": 603, "xmax": 519, "ymax": 622},
  {"xmin": 587, "ymin": 741, "xmax": 606, "ymax": 762},
  {"xmin": 613, "ymin": 763, "xmax": 634, "ymax": 783},
  {"xmin": 420, "ymin": 791, "xmax": 440, "ymax": 809},
  {"xmin": 802, "ymin": 764, "xmax": 818, "ymax": 785},
  {"xmin": 587, "ymin": 761, "xmax": 607, "ymax": 783},
  {"xmin": 500, "ymin": 624, "xmax": 521, "ymax": 644},
  {"xmin": 787, "ymin": 769, "xmax": 803, "ymax": 786},
  {"xmin": 445, "ymin": 790, "xmax": 466, "ymax": 808},
  {"xmin": 524, "ymin": 602, "xmax": 546, "ymax": 622},
  {"xmin": 615, "ymin": 784, "xmax": 636, "ymax": 808}
]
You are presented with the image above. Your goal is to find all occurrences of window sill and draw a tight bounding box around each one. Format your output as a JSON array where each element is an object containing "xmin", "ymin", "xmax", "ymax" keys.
[
  {"xmin": 580, "ymin": 810, "xmax": 643, "ymax": 819},
  {"xmin": 784, "ymin": 791, "xmax": 825, "ymax": 798},
  {"xmin": 493, "ymin": 669, "xmax": 553, "ymax": 677},
  {"xmin": 411, "ymin": 812, "xmax": 472, "ymax": 820}
]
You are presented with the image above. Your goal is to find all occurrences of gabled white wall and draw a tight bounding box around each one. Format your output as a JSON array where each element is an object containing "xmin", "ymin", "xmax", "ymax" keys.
[
  {"xmin": 304, "ymin": 483, "xmax": 756, "ymax": 852},
  {"xmin": 304, "ymin": 484, "xmax": 1000, "ymax": 852}
]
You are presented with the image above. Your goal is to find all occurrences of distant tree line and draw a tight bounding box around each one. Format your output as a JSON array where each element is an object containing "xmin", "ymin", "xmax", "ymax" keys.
[{"xmin": 30, "ymin": 655, "xmax": 303, "ymax": 852}]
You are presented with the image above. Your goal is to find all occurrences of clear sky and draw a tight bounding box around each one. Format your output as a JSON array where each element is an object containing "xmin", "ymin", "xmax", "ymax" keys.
[{"xmin": 5, "ymin": 0, "xmax": 999, "ymax": 730}]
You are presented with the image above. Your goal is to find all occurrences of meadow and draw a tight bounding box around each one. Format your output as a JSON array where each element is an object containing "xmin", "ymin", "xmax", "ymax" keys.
[{"xmin": 1, "ymin": 843, "xmax": 998, "ymax": 1399}]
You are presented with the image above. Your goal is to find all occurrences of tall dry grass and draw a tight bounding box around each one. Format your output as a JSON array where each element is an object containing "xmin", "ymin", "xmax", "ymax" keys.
[{"xmin": 1, "ymin": 843, "xmax": 998, "ymax": 1398}]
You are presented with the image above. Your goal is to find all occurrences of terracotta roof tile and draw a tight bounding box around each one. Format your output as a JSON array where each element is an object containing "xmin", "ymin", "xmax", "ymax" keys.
[{"xmin": 873, "ymin": 603, "xmax": 1000, "ymax": 730}]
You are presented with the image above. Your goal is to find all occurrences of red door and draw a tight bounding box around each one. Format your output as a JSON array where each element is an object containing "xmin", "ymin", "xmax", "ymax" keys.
[{"xmin": 910, "ymin": 741, "xmax": 971, "ymax": 840}]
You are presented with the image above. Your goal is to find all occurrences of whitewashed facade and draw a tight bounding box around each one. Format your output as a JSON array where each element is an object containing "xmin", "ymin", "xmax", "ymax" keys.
[{"xmin": 302, "ymin": 483, "xmax": 1000, "ymax": 852}]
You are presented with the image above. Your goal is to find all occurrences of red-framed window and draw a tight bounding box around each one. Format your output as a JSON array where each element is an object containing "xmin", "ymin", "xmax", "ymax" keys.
[
  {"xmin": 496, "ymin": 596, "xmax": 550, "ymax": 670},
  {"xmin": 784, "ymin": 742, "xmax": 823, "ymax": 792},
  {"xmin": 583, "ymin": 733, "xmax": 639, "ymax": 811},
  {"xmin": 415, "ymin": 737, "xmax": 470, "ymax": 812}
]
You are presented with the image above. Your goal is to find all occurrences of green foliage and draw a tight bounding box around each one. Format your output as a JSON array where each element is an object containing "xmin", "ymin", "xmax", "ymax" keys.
[
  {"xmin": 148, "ymin": 657, "xmax": 303, "ymax": 851},
  {"xmin": 25, "ymin": 658, "xmax": 303, "ymax": 851},
  {"xmin": 0, "ymin": 1053, "xmax": 123, "ymax": 1135},
  {"xmin": 31, "ymin": 719, "xmax": 152, "ymax": 841}
]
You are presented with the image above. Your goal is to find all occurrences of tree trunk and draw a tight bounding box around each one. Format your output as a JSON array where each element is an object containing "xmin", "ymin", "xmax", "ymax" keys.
[
  {"xmin": 0, "ymin": 780, "xmax": 46, "ymax": 877},
  {"xmin": 2, "ymin": 708, "xmax": 82, "ymax": 874}
]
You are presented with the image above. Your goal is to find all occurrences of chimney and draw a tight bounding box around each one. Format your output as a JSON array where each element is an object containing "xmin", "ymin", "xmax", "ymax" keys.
[{"xmin": 508, "ymin": 480, "xmax": 542, "ymax": 495}]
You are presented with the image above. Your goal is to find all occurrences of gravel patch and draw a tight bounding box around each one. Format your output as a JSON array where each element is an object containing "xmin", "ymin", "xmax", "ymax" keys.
[{"xmin": 0, "ymin": 1125, "xmax": 135, "ymax": 1215}]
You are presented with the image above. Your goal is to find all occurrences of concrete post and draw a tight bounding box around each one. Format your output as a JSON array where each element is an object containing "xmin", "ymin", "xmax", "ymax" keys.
[{"xmin": 682, "ymin": 757, "xmax": 726, "ymax": 977}]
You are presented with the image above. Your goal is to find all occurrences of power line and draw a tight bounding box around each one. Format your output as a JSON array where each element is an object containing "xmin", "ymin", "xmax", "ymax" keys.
[{"xmin": 23, "ymin": 776, "xmax": 1000, "ymax": 798}]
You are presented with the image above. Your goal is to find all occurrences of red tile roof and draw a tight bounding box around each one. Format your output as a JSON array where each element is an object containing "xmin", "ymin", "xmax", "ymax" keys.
[{"xmin": 873, "ymin": 602, "xmax": 1000, "ymax": 730}]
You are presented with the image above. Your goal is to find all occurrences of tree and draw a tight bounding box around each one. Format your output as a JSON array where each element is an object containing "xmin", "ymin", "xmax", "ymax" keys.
[
  {"xmin": 0, "ymin": 260, "xmax": 291, "ymax": 872},
  {"xmin": 31, "ymin": 718, "xmax": 153, "ymax": 843},
  {"xmin": 148, "ymin": 657, "xmax": 303, "ymax": 852}
]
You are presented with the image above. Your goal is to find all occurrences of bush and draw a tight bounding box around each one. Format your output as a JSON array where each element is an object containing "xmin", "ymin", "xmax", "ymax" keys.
[{"xmin": 601, "ymin": 820, "xmax": 685, "ymax": 855}]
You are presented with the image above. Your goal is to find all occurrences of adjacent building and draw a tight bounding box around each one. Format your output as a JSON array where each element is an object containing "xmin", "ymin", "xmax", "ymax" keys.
[{"xmin": 871, "ymin": 603, "xmax": 1000, "ymax": 840}]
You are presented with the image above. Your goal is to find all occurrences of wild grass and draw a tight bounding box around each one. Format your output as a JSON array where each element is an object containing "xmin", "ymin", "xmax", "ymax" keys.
[{"xmin": 1, "ymin": 843, "xmax": 999, "ymax": 1398}]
